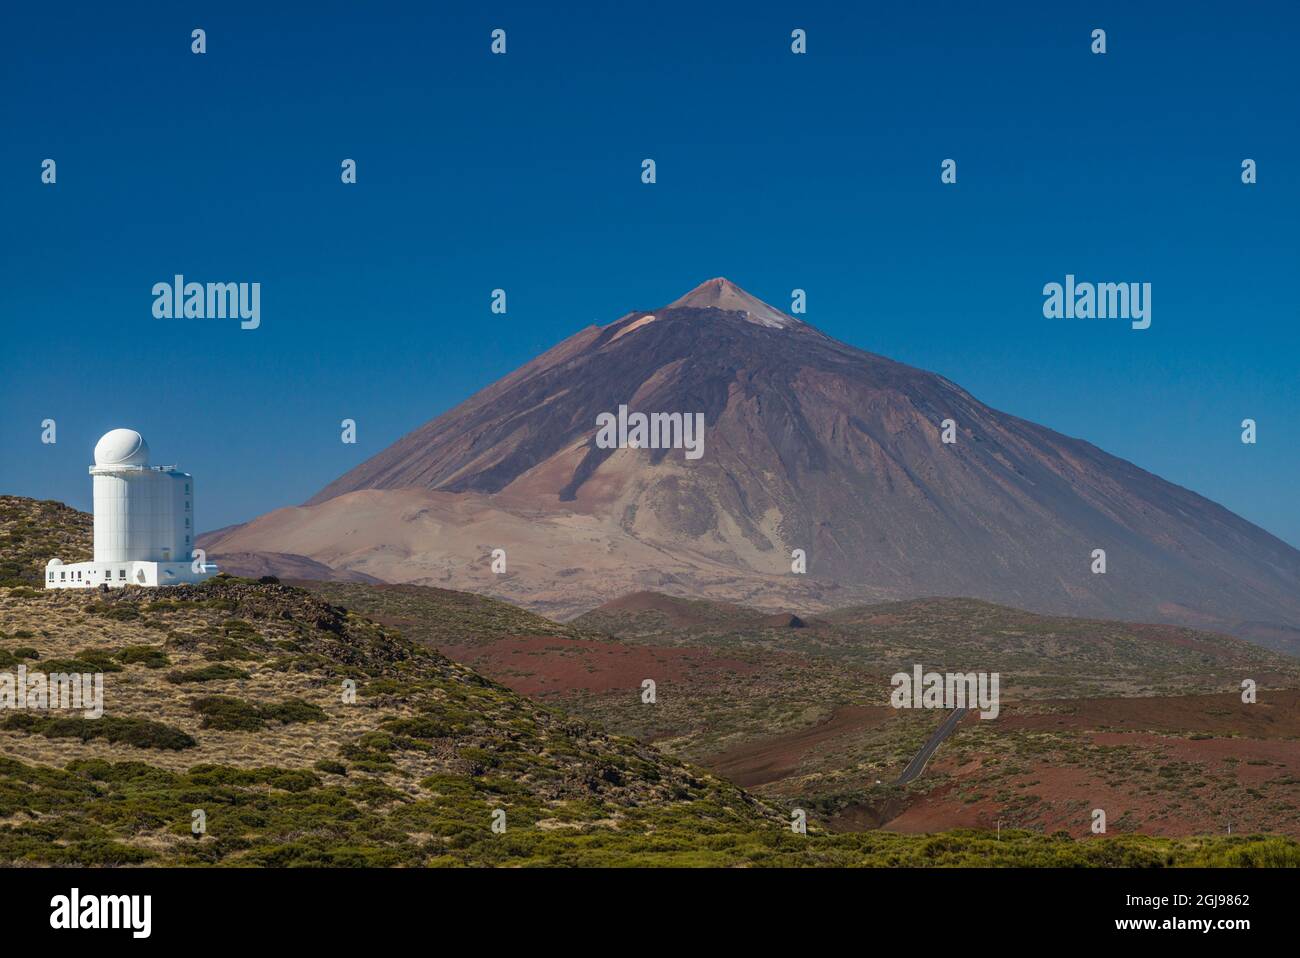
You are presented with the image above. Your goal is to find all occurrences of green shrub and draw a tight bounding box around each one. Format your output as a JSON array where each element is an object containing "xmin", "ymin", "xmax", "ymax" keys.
[
  {"xmin": 191, "ymin": 695, "xmax": 264, "ymax": 731},
  {"xmin": 74, "ymin": 648, "xmax": 120, "ymax": 667},
  {"xmin": 114, "ymin": 646, "xmax": 170, "ymax": 668},
  {"xmin": 1, "ymin": 713, "xmax": 195, "ymax": 750},
  {"xmin": 190, "ymin": 695, "xmax": 326, "ymax": 731},
  {"xmin": 261, "ymin": 699, "xmax": 327, "ymax": 724},
  {"xmin": 166, "ymin": 663, "xmax": 249, "ymax": 684},
  {"xmin": 85, "ymin": 604, "xmax": 140, "ymax": 621},
  {"xmin": 38, "ymin": 657, "xmax": 122, "ymax": 674}
]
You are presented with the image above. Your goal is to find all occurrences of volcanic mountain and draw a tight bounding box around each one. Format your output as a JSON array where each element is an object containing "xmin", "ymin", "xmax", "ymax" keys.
[{"xmin": 203, "ymin": 278, "xmax": 1300, "ymax": 650}]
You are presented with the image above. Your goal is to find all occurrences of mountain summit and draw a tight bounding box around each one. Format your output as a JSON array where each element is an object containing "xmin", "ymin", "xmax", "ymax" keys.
[
  {"xmin": 667, "ymin": 277, "xmax": 801, "ymax": 329},
  {"xmin": 204, "ymin": 279, "xmax": 1300, "ymax": 649}
]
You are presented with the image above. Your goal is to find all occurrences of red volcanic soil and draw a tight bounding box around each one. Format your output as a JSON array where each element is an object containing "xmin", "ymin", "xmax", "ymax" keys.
[
  {"xmin": 707, "ymin": 704, "xmax": 895, "ymax": 788},
  {"xmin": 682, "ymin": 688, "xmax": 1300, "ymax": 836},
  {"xmin": 879, "ymin": 779, "xmax": 991, "ymax": 833},
  {"xmin": 995, "ymin": 690, "xmax": 1300, "ymax": 737},
  {"xmin": 885, "ymin": 690, "xmax": 1300, "ymax": 837},
  {"xmin": 756, "ymin": 612, "xmax": 807, "ymax": 629},
  {"xmin": 436, "ymin": 634, "xmax": 760, "ymax": 697},
  {"xmin": 1091, "ymin": 732, "xmax": 1300, "ymax": 782}
]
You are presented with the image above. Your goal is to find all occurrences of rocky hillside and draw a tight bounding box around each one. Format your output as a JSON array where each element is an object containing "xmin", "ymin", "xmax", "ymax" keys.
[
  {"xmin": 0, "ymin": 575, "xmax": 788, "ymax": 865},
  {"xmin": 0, "ymin": 495, "xmax": 92, "ymax": 586}
]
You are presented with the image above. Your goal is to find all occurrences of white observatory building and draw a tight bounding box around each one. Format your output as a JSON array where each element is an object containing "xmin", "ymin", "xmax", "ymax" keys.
[{"xmin": 45, "ymin": 428, "xmax": 218, "ymax": 589}]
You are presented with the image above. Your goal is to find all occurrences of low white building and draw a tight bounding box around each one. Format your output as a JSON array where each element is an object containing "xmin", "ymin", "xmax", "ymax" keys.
[{"xmin": 46, "ymin": 429, "xmax": 218, "ymax": 589}]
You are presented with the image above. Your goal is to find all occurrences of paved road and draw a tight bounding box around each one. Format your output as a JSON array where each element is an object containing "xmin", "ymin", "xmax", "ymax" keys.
[{"xmin": 894, "ymin": 707, "xmax": 968, "ymax": 785}]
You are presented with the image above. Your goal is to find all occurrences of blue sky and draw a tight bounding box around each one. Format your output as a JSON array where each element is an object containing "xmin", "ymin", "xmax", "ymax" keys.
[{"xmin": 2, "ymin": 1, "xmax": 1298, "ymax": 546}]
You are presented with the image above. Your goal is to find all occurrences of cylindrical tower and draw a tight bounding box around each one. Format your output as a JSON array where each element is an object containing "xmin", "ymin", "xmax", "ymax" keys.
[{"xmin": 90, "ymin": 428, "xmax": 186, "ymax": 563}]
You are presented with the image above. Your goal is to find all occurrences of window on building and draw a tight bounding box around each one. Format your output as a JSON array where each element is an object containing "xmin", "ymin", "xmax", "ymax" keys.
[
  {"xmin": 119, "ymin": 569, "xmax": 126, "ymax": 580},
  {"xmin": 47, "ymin": 571, "xmax": 54, "ymax": 580},
  {"xmin": 60, "ymin": 571, "xmax": 66, "ymax": 580}
]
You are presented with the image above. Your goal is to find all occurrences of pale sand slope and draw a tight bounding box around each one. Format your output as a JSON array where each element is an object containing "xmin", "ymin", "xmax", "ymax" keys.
[{"xmin": 201, "ymin": 479, "xmax": 884, "ymax": 620}]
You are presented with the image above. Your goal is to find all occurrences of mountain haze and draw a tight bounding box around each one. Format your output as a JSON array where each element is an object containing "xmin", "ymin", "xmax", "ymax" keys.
[{"xmin": 205, "ymin": 279, "xmax": 1300, "ymax": 649}]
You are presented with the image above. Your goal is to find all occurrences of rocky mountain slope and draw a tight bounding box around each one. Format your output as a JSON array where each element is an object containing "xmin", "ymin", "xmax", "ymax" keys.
[{"xmin": 202, "ymin": 279, "xmax": 1300, "ymax": 648}]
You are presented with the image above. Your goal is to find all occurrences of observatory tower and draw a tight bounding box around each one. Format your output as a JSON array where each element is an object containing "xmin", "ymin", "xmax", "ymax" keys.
[{"xmin": 45, "ymin": 429, "xmax": 218, "ymax": 589}]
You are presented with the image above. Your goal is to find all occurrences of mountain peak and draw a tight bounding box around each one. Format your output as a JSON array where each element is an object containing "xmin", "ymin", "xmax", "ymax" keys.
[
  {"xmin": 666, "ymin": 277, "xmax": 800, "ymax": 329},
  {"xmin": 233, "ymin": 274, "xmax": 1300, "ymax": 647}
]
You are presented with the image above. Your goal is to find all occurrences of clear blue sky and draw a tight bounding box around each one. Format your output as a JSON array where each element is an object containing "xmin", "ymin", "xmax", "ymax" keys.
[{"xmin": 2, "ymin": 1, "xmax": 1297, "ymax": 546}]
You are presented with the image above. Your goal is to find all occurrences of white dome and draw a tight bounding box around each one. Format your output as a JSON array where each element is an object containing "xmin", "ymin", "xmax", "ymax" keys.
[{"xmin": 94, "ymin": 428, "xmax": 150, "ymax": 466}]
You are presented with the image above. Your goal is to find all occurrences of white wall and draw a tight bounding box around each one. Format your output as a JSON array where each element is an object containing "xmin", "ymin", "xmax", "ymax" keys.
[{"xmin": 92, "ymin": 468, "xmax": 194, "ymax": 563}]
